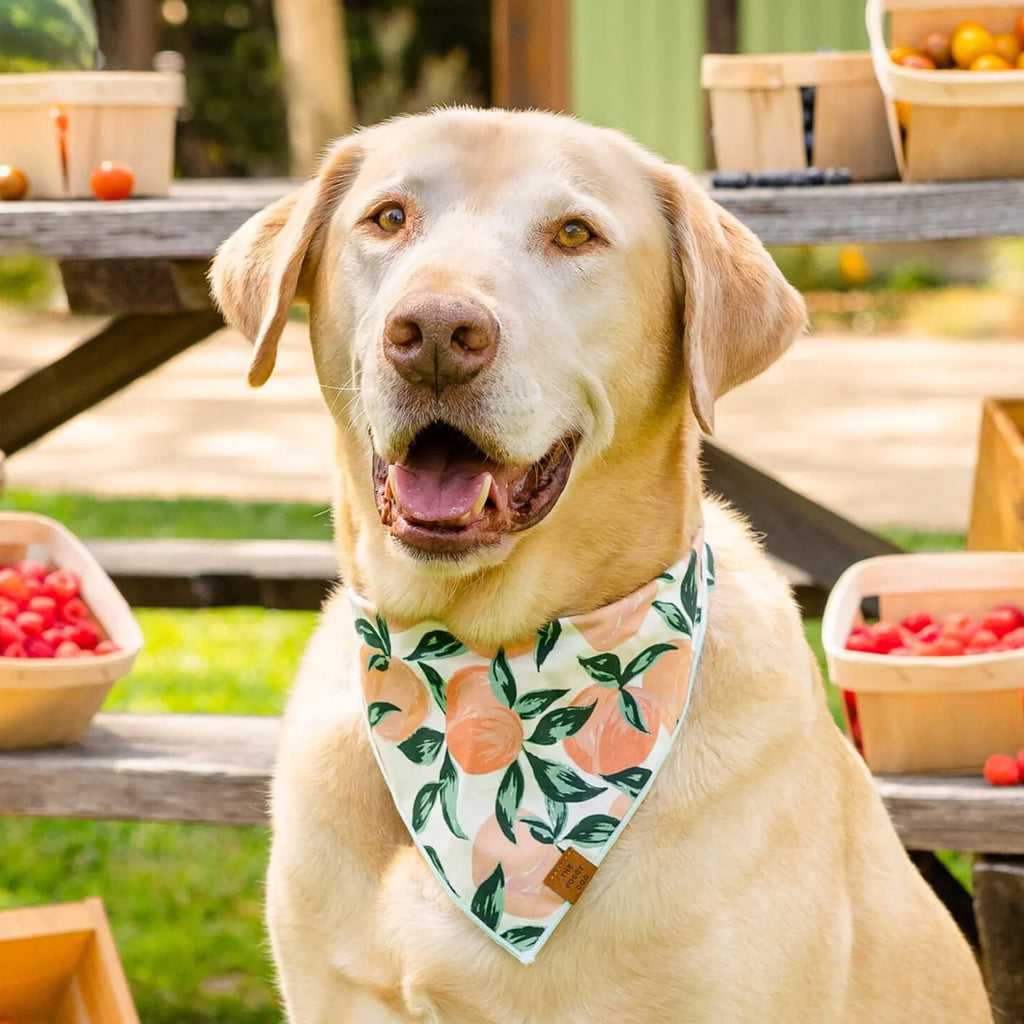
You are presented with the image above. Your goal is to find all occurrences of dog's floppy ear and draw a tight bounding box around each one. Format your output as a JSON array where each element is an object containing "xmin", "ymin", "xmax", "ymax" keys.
[
  {"xmin": 209, "ymin": 138, "xmax": 363, "ymax": 387},
  {"xmin": 652, "ymin": 164, "xmax": 806, "ymax": 434}
]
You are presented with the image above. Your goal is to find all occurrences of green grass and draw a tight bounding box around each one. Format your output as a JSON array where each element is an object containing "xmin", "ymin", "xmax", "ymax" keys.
[{"xmin": 0, "ymin": 492, "xmax": 972, "ymax": 1018}]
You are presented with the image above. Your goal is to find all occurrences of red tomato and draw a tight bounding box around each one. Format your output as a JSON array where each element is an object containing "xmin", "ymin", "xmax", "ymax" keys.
[
  {"xmin": 845, "ymin": 632, "xmax": 876, "ymax": 653},
  {"xmin": 888, "ymin": 646, "xmax": 913, "ymax": 656},
  {"xmin": 966, "ymin": 628, "xmax": 1001, "ymax": 652},
  {"xmin": 869, "ymin": 621, "xmax": 904, "ymax": 653},
  {"xmin": 15, "ymin": 610, "xmax": 44, "ymax": 638},
  {"xmin": 66, "ymin": 621, "xmax": 99, "ymax": 650},
  {"xmin": 24, "ymin": 635, "xmax": 55, "ymax": 658},
  {"xmin": 932, "ymin": 635, "xmax": 966, "ymax": 657},
  {"xmin": 59, "ymin": 597, "xmax": 90, "ymax": 622},
  {"xmin": 0, "ymin": 617, "xmax": 24, "ymax": 647},
  {"xmin": 983, "ymin": 753, "xmax": 1020, "ymax": 786},
  {"xmin": 1003, "ymin": 627, "xmax": 1024, "ymax": 650},
  {"xmin": 15, "ymin": 559, "xmax": 48, "ymax": 581},
  {"xmin": 0, "ymin": 568, "xmax": 29, "ymax": 603},
  {"xmin": 94, "ymin": 640, "xmax": 121, "ymax": 655},
  {"xmin": 3, "ymin": 641, "xmax": 26, "ymax": 658},
  {"xmin": 90, "ymin": 160, "xmax": 134, "ymax": 201},
  {"xmin": 901, "ymin": 611, "xmax": 932, "ymax": 634},
  {"xmin": 27, "ymin": 595, "xmax": 57, "ymax": 629},
  {"xmin": 43, "ymin": 568, "xmax": 79, "ymax": 603},
  {"xmin": 983, "ymin": 604, "xmax": 1024, "ymax": 637},
  {"xmin": 54, "ymin": 640, "xmax": 83, "ymax": 658},
  {"xmin": 917, "ymin": 623, "xmax": 942, "ymax": 644}
]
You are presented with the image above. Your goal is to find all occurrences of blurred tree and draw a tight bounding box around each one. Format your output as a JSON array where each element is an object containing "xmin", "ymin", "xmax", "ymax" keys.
[
  {"xmin": 272, "ymin": 0, "xmax": 355, "ymax": 176},
  {"xmin": 0, "ymin": 0, "xmax": 98, "ymax": 71}
]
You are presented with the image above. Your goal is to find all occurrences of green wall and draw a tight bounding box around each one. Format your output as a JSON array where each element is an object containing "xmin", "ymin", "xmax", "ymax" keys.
[{"xmin": 571, "ymin": 0, "xmax": 871, "ymax": 171}]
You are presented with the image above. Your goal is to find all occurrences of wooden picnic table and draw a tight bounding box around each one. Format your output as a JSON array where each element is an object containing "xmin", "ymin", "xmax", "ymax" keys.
[{"xmin": 2, "ymin": 177, "xmax": 1024, "ymax": 1019}]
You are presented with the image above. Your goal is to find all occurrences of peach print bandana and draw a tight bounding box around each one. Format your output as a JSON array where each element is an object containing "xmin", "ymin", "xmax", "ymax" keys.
[{"xmin": 349, "ymin": 538, "xmax": 715, "ymax": 964}]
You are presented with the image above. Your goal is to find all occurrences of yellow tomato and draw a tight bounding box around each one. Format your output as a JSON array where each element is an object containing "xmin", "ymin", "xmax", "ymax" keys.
[
  {"xmin": 920, "ymin": 32, "xmax": 952, "ymax": 68},
  {"xmin": 889, "ymin": 44, "xmax": 922, "ymax": 64},
  {"xmin": 994, "ymin": 32, "xmax": 1022, "ymax": 64},
  {"xmin": 951, "ymin": 22, "xmax": 996, "ymax": 69},
  {"xmin": 1017, "ymin": 51, "xmax": 1024, "ymax": 69},
  {"xmin": 970, "ymin": 53, "xmax": 1013, "ymax": 71}
]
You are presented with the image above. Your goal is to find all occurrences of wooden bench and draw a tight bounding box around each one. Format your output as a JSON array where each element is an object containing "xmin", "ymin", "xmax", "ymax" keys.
[{"xmin": 1, "ymin": 712, "xmax": 1022, "ymax": 1019}]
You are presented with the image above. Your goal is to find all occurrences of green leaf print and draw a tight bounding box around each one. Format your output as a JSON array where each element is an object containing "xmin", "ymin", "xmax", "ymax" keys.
[
  {"xmin": 524, "ymin": 751, "xmax": 607, "ymax": 803},
  {"xmin": 501, "ymin": 925, "xmax": 545, "ymax": 952},
  {"xmin": 367, "ymin": 701, "xmax": 400, "ymax": 727},
  {"xmin": 471, "ymin": 864, "xmax": 505, "ymax": 932},
  {"xmin": 513, "ymin": 689, "xmax": 569, "ymax": 720},
  {"xmin": 545, "ymin": 795, "xmax": 568, "ymax": 840},
  {"xmin": 374, "ymin": 614, "xmax": 392, "ymax": 656},
  {"xmin": 397, "ymin": 728, "xmax": 445, "ymax": 766},
  {"xmin": 355, "ymin": 617, "xmax": 387, "ymax": 652},
  {"xmin": 439, "ymin": 751, "xmax": 469, "ymax": 840},
  {"xmin": 679, "ymin": 550, "xmax": 699, "ymax": 625},
  {"xmin": 419, "ymin": 661, "xmax": 447, "ymax": 713},
  {"xmin": 423, "ymin": 845, "xmax": 458, "ymax": 895},
  {"xmin": 577, "ymin": 652, "xmax": 622, "ymax": 687},
  {"xmin": 366, "ymin": 651, "xmax": 390, "ymax": 673},
  {"xmin": 517, "ymin": 816, "xmax": 556, "ymax": 844},
  {"xmin": 621, "ymin": 643, "xmax": 676, "ymax": 683},
  {"xmin": 496, "ymin": 761, "xmax": 525, "ymax": 843},
  {"xmin": 618, "ymin": 688, "xmax": 649, "ymax": 734},
  {"xmin": 652, "ymin": 600, "xmax": 689, "ymax": 635},
  {"xmin": 526, "ymin": 702, "xmax": 596, "ymax": 746},
  {"xmin": 564, "ymin": 814, "xmax": 620, "ymax": 847},
  {"xmin": 706, "ymin": 546, "xmax": 715, "ymax": 584},
  {"xmin": 656, "ymin": 571, "xmax": 674, "ymax": 583},
  {"xmin": 412, "ymin": 782, "xmax": 440, "ymax": 832},
  {"xmin": 535, "ymin": 620, "xmax": 562, "ymax": 669},
  {"xmin": 489, "ymin": 648, "xmax": 517, "ymax": 708},
  {"xmin": 601, "ymin": 765, "xmax": 652, "ymax": 799},
  {"xmin": 407, "ymin": 630, "xmax": 467, "ymax": 662}
]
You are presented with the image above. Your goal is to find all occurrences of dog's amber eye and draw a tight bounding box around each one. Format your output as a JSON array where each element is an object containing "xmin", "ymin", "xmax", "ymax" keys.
[
  {"xmin": 375, "ymin": 203, "xmax": 406, "ymax": 233},
  {"xmin": 555, "ymin": 219, "xmax": 592, "ymax": 249}
]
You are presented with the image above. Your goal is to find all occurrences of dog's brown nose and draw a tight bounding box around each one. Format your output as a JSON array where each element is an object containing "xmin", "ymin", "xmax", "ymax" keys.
[{"xmin": 383, "ymin": 292, "xmax": 499, "ymax": 390}]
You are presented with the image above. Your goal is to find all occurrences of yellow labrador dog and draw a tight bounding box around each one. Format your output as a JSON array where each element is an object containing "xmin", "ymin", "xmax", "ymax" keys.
[{"xmin": 211, "ymin": 108, "xmax": 991, "ymax": 1023}]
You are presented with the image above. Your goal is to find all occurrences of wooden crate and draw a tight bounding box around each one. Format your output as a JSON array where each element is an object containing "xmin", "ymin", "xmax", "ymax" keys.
[
  {"xmin": 968, "ymin": 399, "xmax": 1024, "ymax": 552},
  {"xmin": 868, "ymin": 0, "xmax": 1024, "ymax": 181},
  {"xmin": 0, "ymin": 72, "xmax": 184, "ymax": 199},
  {"xmin": 700, "ymin": 51, "xmax": 898, "ymax": 181},
  {"xmin": 822, "ymin": 552, "xmax": 1024, "ymax": 774},
  {"xmin": 0, "ymin": 513, "xmax": 143, "ymax": 749},
  {"xmin": 0, "ymin": 898, "xmax": 139, "ymax": 1024}
]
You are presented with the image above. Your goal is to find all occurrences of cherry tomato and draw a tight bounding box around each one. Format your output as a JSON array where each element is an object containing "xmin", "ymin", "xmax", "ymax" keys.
[
  {"xmin": 0, "ymin": 165, "xmax": 29, "ymax": 201},
  {"xmin": 90, "ymin": 160, "xmax": 134, "ymax": 201}
]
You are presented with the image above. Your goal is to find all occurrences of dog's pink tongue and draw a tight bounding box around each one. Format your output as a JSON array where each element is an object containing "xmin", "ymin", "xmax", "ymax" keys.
[{"xmin": 392, "ymin": 454, "xmax": 490, "ymax": 526}]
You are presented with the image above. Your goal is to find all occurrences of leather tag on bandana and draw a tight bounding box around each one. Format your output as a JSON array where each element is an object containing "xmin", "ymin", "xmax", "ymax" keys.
[{"xmin": 544, "ymin": 847, "xmax": 597, "ymax": 904}]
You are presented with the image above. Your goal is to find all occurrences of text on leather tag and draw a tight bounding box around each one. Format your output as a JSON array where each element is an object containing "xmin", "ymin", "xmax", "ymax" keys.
[{"xmin": 543, "ymin": 847, "xmax": 597, "ymax": 904}]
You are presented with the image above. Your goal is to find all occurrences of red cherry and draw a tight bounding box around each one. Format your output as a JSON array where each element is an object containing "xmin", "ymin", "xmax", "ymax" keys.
[{"xmin": 984, "ymin": 753, "xmax": 1020, "ymax": 786}]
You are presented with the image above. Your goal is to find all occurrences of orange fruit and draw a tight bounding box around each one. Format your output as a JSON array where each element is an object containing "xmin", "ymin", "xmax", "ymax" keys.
[
  {"xmin": 970, "ymin": 53, "xmax": 1013, "ymax": 71},
  {"xmin": 920, "ymin": 32, "xmax": 952, "ymax": 68},
  {"xmin": 563, "ymin": 684, "xmax": 660, "ymax": 776},
  {"xmin": 995, "ymin": 32, "xmax": 1022, "ymax": 64},
  {"xmin": 895, "ymin": 101, "xmax": 912, "ymax": 131},
  {"xmin": 361, "ymin": 647, "xmax": 430, "ymax": 742},
  {"xmin": 1017, "ymin": 12, "xmax": 1024, "ymax": 47},
  {"xmin": 899, "ymin": 53, "xmax": 935, "ymax": 69},
  {"xmin": 445, "ymin": 665, "xmax": 523, "ymax": 774},
  {"xmin": 951, "ymin": 22, "xmax": 996, "ymax": 69},
  {"xmin": 570, "ymin": 580, "xmax": 658, "ymax": 652},
  {"xmin": 472, "ymin": 814, "xmax": 563, "ymax": 918},
  {"xmin": 889, "ymin": 44, "xmax": 922, "ymax": 64}
]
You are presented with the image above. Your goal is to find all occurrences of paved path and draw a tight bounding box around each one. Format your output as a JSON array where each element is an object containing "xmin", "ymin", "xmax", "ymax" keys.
[{"xmin": 3, "ymin": 308, "xmax": 1023, "ymax": 530}]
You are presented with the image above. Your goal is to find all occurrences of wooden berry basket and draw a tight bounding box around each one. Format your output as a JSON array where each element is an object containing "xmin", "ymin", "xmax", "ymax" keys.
[
  {"xmin": 0, "ymin": 71, "xmax": 184, "ymax": 199},
  {"xmin": 700, "ymin": 51, "xmax": 898, "ymax": 181},
  {"xmin": 868, "ymin": 0, "xmax": 1024, "ymax": 180},
  {"xmin": 0, "ymin": 512, "xmax": 143, "ymax": 749},
  {"xmin": 822, "ymin": 551, "xmax": 1024, "ymax": 773},
  {"xmin": 0, "ymin": 897, "xmax": 140, "ymax": 1024},
  {"xmin": 967, "ymin": 398, "xmax": 1024, "ymax": 552}
]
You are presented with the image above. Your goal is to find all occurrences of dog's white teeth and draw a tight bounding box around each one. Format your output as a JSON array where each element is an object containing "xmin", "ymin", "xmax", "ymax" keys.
[
  {"xmin": 455, "ymin": 474, "xmax": 492, "ymax": 526},
  {"xmin": 385, "ymin": 464, "xmax": 397, "ymax": 501}
]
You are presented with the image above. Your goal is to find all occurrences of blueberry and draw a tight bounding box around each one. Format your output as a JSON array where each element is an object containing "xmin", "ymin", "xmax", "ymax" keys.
[
  {"xmin": 754, "ymin": 170, "xmax": 790, "ymax": 188},
  {"xmin": 805, "ymin": 167, "xmax": 825, "ymax": 186},
  {"xmin": 824, "ymin": 167, "xmax": 853, "ymax": 185},
  {"xmin": 711, "ymin": 170, "xmax": 753, "ymax": 189}
]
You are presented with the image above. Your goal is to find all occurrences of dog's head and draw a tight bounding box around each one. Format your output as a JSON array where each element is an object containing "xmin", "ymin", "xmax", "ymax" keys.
[{"xmin": 211, "ymin": 109, "xmax": 804, "ymax": 626}]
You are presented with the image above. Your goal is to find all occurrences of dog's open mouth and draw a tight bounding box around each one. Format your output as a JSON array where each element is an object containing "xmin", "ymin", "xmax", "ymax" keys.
[{"xmin": 373, "ymin": 423, "xmax": 577, "ymax": 554}]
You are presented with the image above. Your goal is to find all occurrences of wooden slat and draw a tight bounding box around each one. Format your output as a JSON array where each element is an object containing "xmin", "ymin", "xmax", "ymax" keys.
[
  {"xmin": 2, "ymin": 713, "xmax": 1023, "ymax": 851},
  {"xmin": 87, "ymin": 538, "xmax": 337, "ymax": 610},
  {"xmin": 491, "ymin": 0, "xmax": 570, "ymax": 111},
  {"xmin": 0, "ymin": 310, "xmax": 224, "ymax": 456},
  {"xmin": 0, "ymin": 714, "xmax": 277, "ymax": 826},
  {"xmin": 703, "ymin": 440, "xmax": 902, "ymax": 589},
  {"xmin": 6, "ymin": 179, "xmax": 1024, "ymax": 258},
  {"xmin": 59, "ymin": 259, "xmax": 214, "ymax": 315}
]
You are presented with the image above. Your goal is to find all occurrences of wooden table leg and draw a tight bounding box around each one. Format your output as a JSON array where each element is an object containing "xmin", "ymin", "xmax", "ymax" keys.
[
  {"xmin": 702, "ymin": 440, "xmax": 902, "ymax": 591},
  {"xmin": 974, "ymin": 855, "xmax": 1024, "ymax": 1023},
  {"xmin": 0, "ymin": 310, "xmax": 224, "ymax": 457}
]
